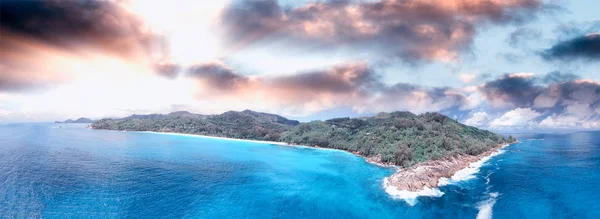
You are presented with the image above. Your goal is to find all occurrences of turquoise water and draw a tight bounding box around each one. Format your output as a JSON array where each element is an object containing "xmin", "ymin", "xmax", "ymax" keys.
[{"xmin": 1, "ymin": 123, "xmax": 599, "ymax": 218}]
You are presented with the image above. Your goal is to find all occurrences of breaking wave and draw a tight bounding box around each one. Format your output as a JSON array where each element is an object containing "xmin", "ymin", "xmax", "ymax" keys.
[
  {"xmin": 382, "ymin": 177, "xmax": 444, "ymax": 206},
  {"xmin": 438, "ymin": 145, "xmax": 508, "ymax": 187},
  {"xmin": 476, "ymin": 192, "xmax": 499, "ymax": 219}
]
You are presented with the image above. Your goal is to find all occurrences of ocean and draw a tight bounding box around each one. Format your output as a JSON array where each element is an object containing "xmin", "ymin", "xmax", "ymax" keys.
[{"xmin": 1, "ymin": 123, "xmax": 599, "ymax": 218}]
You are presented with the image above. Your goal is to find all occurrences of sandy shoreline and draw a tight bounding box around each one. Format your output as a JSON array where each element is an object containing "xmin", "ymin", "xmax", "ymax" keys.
[
  {"xmin": 90, "ymin": 127, "xmax": 370, "ymax": 155},
  {"xmin": 139, "ymin": 131, "xmax": 401, "ymax": 168},
  {"xmin": 137, "ymin": 131, "xmax": 353, "ymax": 153}
]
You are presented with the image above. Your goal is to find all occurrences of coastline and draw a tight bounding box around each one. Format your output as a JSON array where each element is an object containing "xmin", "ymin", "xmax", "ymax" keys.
[
  {"xmin": 88, "ymin": 127, "xmax": 370, "ymax": 155},
  {"xmin": 383, "ymin": 143, "xmax": 512, "ymax": 205},
  {"xmin": 136, "ymin": 131, "xmax": 353, "ymax": 153},
  {"xmin": 92, "ymin": 128, "xmax": 512, "ymax": 203},
  {"xmin": 138, "ymin": 131, "xmax": 400, "ymax": 168}
]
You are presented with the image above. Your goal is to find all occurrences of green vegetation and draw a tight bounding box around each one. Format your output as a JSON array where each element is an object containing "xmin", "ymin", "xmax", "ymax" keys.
[
  {"xmin": 91, "ymin": 110, "xmax": 298, "ymax": 141},
  {"xmin": 280, "ymin": 112, "xmax": 514, "ymax": 167},
  {"xmin": 91, "ymin": 110, "xmax": 515, "ymax": 167}
]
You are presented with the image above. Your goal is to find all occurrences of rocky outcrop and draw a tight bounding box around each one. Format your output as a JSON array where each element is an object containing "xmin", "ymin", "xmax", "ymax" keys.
[{"xmin": 385, "ymin": 145, "xmax": 505, "ymax": 192}]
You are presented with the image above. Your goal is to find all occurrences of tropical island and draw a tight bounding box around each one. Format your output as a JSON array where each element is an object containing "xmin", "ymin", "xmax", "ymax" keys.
[{"xmin": 91, "ymin": 110, "xmax": 516, "ymax": 192}]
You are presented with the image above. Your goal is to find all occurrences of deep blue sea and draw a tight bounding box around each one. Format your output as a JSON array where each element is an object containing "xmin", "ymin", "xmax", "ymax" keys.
[{"xmin": 1, "ymin": 123, "xmax": 599, "ymax": 218}]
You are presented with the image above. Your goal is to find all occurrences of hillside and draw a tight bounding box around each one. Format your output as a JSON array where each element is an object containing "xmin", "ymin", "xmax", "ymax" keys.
[
  {"xmin": 91, "ymin": 110, "xmax": 515, "ymax": 167},
  {"xmin": 280, "ymin": 112, "xmax": 513, "ymax": 167},
  {"xmin": 55, "ymin": 117, "xmax": 96, "ymax": 123},
  {"xmin": 90, "ymin": 110, "xmax": 299, "ymax": 141}
]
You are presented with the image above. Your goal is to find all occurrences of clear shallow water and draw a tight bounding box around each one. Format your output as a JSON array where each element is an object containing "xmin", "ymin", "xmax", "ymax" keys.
[{"xmin": 0, "ymin": 123, "xmax": 598, "ymax": 218}]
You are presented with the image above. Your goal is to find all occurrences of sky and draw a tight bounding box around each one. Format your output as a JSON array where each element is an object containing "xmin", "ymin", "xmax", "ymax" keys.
[{"xmin": 0, "ymin": 0, "xmax": 599, "ymax": 132}]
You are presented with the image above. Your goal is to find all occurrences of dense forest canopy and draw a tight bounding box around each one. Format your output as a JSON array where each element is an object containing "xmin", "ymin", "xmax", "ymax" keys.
[
  {"xmin": 91, "ymin": 110, "xmax": 515, "ymax": 167},
  {"xmin": 280, "ymin": 112, "xmax": 513, "ymax": 167},
  {"xmin": 91, "ymin": 110, "xmax": 297, "ymax": 141}
]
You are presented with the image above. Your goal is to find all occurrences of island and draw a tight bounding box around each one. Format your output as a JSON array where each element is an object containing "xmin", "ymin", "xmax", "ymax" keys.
[
  {"xmin": 55, "ymin": 117, "xmax": 96, "ymax": 123},
  {"xmin": 90, "ymin": 110, "xmax": 516, "ymax": 192}
]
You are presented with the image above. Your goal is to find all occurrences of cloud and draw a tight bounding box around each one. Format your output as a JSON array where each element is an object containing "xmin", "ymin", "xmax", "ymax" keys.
[
  {"xmin": 501, "ymin": 52, "xmax": 525, "ymax": 64},
  {"xmin": 541, "ymin": 71, "xmax": 579, "ymax": 84},
  {"xmin": 464, "ymin": 111, "xmax": 490, "ymax": 127},
  {"xmin": 481, "ymin": 72, "xmax": 600, "ymax": 113},
  {"xmin": 268, "ymin": 63, "xmax": 382, "ymax": 95},
  {"xmin": 541, "ymin": 33, "xmax": 600, "ymax": 61},
  {"xmin": 490, "ymin": 108, "xmax": 541, "ymax": 128},
  {"xmin": 0, "ymin": 39, "xmax": 71, "ymax": 92},
  {"xmin": 533, "ymin": 79, "xmax": 600, "ymax": 111},
  {"xmin": 152, "ymin": 61, "xmax": 181, "ymax": 79},
  {"xmin": 219, "ymin": 0, "xmax": 285, "ymax": 52},
  {"xmin": 0, "ymin": 0, "xmax": 167, "ymax": 91},
  {"xmin": 477, "ymin": 72, "xmax": 600, "ymax": 129},
  {"xmin": 182, "ymin": 62, "xmax": 599, "ymax": 129},
  {"xmin": 363, "ymin": 84, "xmax": 467, "ymax": 114},
  {"xmin": 540, "ymin": 114, "xmax": 600, "ymax": 129},
  {"xmin": 0, "ymin": 108, "xmax": 9, "ymax": 117},
  {"xmin": 1, "ymin": 0, "xmax": 165, "ymax": 59},
  {"xmin": 184, "ymin": 61, "xmax": 379, "ymax": 114},
  {"xmin": 461, "ymin": 91, "xmax": 484, "ymax": 110},
  {"xmin": 184, "ymin": 61, "xmax": 465, "ymax": 115},
  {"xmin": 0, "ymin": 68, "xmax": 54, "ymax": 92},
  {"xmin": 552, "ymin": 20, "xmax": 600, "ymax": 39},
  {"xmin": 532, "ymin": 80, "xmax": 600, "ymax": 129},
  {"xmin": 219, "ymin": 0, "xmax": 544, "ymax": 63},
  {"xmin": 508, "ymin": 27, "xmax": 542, "ymax": 48},
  {"xmin": 480, "ymin": 73, "xmax": 542, "ymax": 108},
  {"xmin": 460, "ymin": 74, "xmax": 477, "ymax": 83},
  {"xmin": 187, "ymin": 61, "xmax": 251, "ymax": 91}
]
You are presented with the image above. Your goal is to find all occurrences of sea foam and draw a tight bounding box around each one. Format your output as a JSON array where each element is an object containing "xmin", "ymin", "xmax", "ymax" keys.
[
  {"xmin": 476, "ymin": 192, "xmax": 499, "ymax": 219},
  {"xmin": 384, "ymin": 144, "xmax": 509, "ymax": 205},
  {"xmin": 383, "ymin": 177, "xmax": 444, "ymax": 206},
  {"xmin": 438, "ymin": 145, "xmax": 508, "ymax": 187}
]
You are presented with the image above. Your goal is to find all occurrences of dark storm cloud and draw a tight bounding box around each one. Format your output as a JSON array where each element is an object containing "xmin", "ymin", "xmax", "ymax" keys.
[
  {"xmin": 219, "ymin": 0, "xmax": 545, "ymax": 62},
  {"xmin": 480, "ymin": 73, "xmax": 542, "ymax": 108},
  {"xmin": 0, "ymin": 0, "xmax": 165, "ymax": 58},
  {"xmin": 0, "ymin": 0, "xmax": 169, "ymax": 91},
  {"xmin": 541, "ymin": 33, "xmax": 600, "ymax": 61},
  {"xmin": 480, "ymin": 73, "xmax": 600, "ymax": 118}
]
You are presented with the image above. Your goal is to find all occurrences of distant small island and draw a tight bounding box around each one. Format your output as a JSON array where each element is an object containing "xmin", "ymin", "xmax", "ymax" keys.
[
  {"xmin": 55, "ymin": 117, "xmax": 96, "ymax": 123},
  {"xmin": 90, "ymin": 110, "xmax": 516, "ymax": 192}
]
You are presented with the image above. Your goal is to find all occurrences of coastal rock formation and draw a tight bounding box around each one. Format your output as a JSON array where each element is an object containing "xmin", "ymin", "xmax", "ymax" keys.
[{"xmin": 385, "ymin": 145, "xmax": 505, "ymax": 192}]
